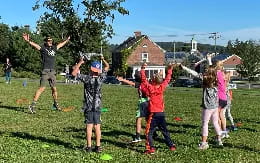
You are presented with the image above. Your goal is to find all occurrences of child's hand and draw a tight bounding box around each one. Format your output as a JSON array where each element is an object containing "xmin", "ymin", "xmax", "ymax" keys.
[
  {"xmin": 141, "ymin": 63, "xmax": 147, "ymax": 69},
  {"xmin": 23, "ymin": 33, "xmax": 30, "ymax": 42},
  {"xmin": 79, "ymin": 58, "xmax": 85, "ymax": 64},
  {"xmin": 116, "ymin": 76, "xmax": 124, "ymax": 81}
]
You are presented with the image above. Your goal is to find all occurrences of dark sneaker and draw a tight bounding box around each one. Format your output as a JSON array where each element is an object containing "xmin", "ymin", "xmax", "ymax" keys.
[
  {"xmin": 170, "ymin": 145, "xmax": 177, "ymax": 151},
  {"xmin": 144, "ymin": 148, "xmax": 155, "ymax": 154},
  {"xmin": 231, "ymin": 125, "xmax": 238, "ymax": 131},
  {"xmin": 94, "ymin": 146, "xmax": 102, "ymax": 153},
  {"xmin": 131, "ymin": 137, "xmax": 142, "ymax": 143},
  {"xmin": 83, "ymin": 146, "xmax": 92, "ymax": 152},
  {"xmin": 28, "ymin": 104, "xmax": 36, "ymax": 114},
  {"xmin": 52, "ymin": 102, "xmax": 62, "ymax": 111}
]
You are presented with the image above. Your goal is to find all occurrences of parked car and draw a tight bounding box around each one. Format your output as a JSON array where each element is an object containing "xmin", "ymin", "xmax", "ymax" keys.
[
  {"xmin": 104, "ymin": 76, "xmax": 121, "ymax": 85},
  {"xmin": 171, "ymin": 77, "xmax": 202, "ymax": 88}
]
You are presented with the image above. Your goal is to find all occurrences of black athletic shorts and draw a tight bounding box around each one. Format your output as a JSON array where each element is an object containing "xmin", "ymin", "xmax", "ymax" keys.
[
  {"xmin": 219, "ymin": 99, "xmax": 227, "ymax": 109},
  {"xmin": 84, "ymin": 111, "xmax": 101, "ymax": 124}
]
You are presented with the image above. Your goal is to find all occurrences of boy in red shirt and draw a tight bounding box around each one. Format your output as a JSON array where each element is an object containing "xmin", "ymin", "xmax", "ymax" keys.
[{"xmin": 141, "ymin": 63, "xmax": 177, "ymax": 154}]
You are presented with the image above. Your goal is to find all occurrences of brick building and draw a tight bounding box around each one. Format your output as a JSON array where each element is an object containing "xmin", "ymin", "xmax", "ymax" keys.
[{"xmin": 112, "ymin": 31, "xmax": 166, "ymax": 79}]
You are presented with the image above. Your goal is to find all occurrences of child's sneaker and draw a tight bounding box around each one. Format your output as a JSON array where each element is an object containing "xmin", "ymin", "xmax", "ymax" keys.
[
  {"xmin": 144, "ymin": 148, "xmax": 155, "ymax": 154},
  {"xmin": 94, "ymin": 146, "xmax": 102, "ymax": 153},
  {"xmin": 28, "ymin": 104, "xmax": 36, "ymax": 114},
  {"xmin": 231, "ymin": 125, "xmax": 238, "ymax": 131},
  {"xmin": 216, "ymin": 139, "xmax": 223, "ymax": 147},
  {"xmin": 221, "ymin": 132, "xmax": 230, "ymax": 139},
  {"xmin": 131, "ymin": 137, "xmax": 142, "ymax": 143},
  {"xmin": 169, "ymin": 145, "xmax": 177, "ymax": 151},
  {"xmin": 198, "ymin": 142, "xmax": 209, "ymax": 150},
  {"xmin": 83, "ymin": 146, "xmax": 92, "ymax": 152}
]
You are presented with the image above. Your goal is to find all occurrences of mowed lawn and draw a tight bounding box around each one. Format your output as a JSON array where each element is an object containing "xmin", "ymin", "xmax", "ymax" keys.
[{"xmin": 0, "ymin": 78, "xmax": 259, "ymax": 162}]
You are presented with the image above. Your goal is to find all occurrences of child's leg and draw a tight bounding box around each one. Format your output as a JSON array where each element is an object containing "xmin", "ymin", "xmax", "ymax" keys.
[
  {"xmin": 86, "ymin": 124, "xmax": 94, "ymax": 147},
  {"xmin": 201, "ymin": 109, "xmax": 214, "ymax": 142},
  {"xmin": 158, "ymin": 116, "xmax": 174, "ymax": 147},
  {"xmin": 145, "ymin": 113, "xmax": 157, "ymax": 150},
  {"xmin": 211, "ymin": 108, "xmax": 222, "ymax": 137},
  {"xmin": 218, "ymin": 108, "xmax": 227, "ymax": 131},
  {"xmin": 94, "ymin": 124, "xmax": 101, "ymax": 147},
  {"xmin": 136, "ymin": 117, "xmax": 142, "ymax": 137},
  {"xmin": 225, "ymin": 105, "xmax": 235, "ymax": 126}
]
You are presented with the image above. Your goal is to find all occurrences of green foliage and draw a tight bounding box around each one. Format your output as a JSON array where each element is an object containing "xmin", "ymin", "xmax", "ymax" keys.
[
  {"xmin": 0, "ymin": 81, "xmax": 259, "ymax": 162},
  {"xmin": 11, "ymin": 70, "xmax": 39, "ymax": 79},
  {"xmin": 0, "ymin": 23, "xmax": 11, "ymax": 61},
  {"xmin": 227, "ymin": 40, "xmax": 260, "ymax": 81}
]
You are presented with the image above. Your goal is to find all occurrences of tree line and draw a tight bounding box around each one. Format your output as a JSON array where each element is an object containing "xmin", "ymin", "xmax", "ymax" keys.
[{"xmin": 0, "ymin": 0, "xmax": 259, "ymax": 80}]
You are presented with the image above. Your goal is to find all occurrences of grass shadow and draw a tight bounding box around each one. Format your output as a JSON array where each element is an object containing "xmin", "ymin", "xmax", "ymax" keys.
[
  {"xmin": 0, "ymin": 105, "xmax": 28, "ymax": 113},
  {"xmin": 224, "ymin": 142, "xmax": 260, "ymax": 153},
  {"xmin": 63, "ymin": 127, "xmax": 85, "ymax": 139},
  {"xmin": 11, "ymin": 132, "xmax": 78, "ymax": 150},
  {"xmin": 167, "ymin": 123, "xmax": 199, "ymax": 129}
]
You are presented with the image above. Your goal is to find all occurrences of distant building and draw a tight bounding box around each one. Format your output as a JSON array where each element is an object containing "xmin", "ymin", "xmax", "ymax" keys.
[
  {"xmin": 112, "ymin": 31, "xmax": 166, "ymax": 79},
  {"xmin": 194, "ymin": 54, "xmax": 242, "ymax": 76}
]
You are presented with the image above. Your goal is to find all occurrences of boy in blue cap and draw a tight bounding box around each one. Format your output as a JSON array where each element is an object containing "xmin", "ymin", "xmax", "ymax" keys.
[{"xmin": 72, "ymin": 56, "xmax": 109, "ymax": 153}]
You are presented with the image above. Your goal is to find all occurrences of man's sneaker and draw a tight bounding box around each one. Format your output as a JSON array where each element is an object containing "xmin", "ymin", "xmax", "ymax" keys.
[
  {"xmin": 198, "ymin": 142, "xmax": 209, "ymax": 150},
  {"xmin": 83, "ymin": 146, "xmax": 92, "ymax": 152},
  {"xmin": 28, "ymin": 104, "xmax": 36, "ymax": 114},
  {"xmin": 131, "ymin": 137, "xmax": 142, "ymax": 143},
  {"xmin": 144, "ymin": 148, "xmax": 155, "ymax": 154},
  {"xmin": 94, "ymin": 146, "xmax": 102, "ymax": 153},
  {"xmin": 170, "ymin": 145, "xmax": 177, "ymax": 151},
  {"xmin": 52, "ymin": 102, "xmax": 62, "ymax": 111}
]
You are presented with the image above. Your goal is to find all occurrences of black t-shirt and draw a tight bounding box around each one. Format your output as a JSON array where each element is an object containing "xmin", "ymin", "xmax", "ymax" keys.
[
  {"xmin": 40, "ymin": 45, "xmax": 57, "ymax": 70},
  {"xmin": 3, "ymin": 63, "xmax": 12, "ymax": 72}
]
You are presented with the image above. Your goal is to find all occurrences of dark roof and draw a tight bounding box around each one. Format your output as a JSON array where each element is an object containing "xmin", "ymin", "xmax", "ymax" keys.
[
  {"xmin": 113, "ymin": 35, "xmax": 147, "ymax": 52},
  {"xmin": 165, "ymin": 52, "xmax": 187, "ymax": 59},
  {"xmin": 212, "ymin": 54, "xmax": 231, "ymax": 62}
]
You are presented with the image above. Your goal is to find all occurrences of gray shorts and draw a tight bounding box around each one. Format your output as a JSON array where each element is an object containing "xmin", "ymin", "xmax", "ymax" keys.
[
  {"xmin": 84, "ymin": 111, "xmax": 102, "ymax": 124},
  {"xmin": 40, "ymin": 69, "xmax": 56, "ymax": 87}
]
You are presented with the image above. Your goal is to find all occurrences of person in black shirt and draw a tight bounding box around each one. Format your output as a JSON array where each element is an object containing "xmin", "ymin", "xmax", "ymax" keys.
[
  {"xmin": 23, "ymin": 33, "xmax": 70, "ymax": 113},
  {"xmin": 3, "ymin": 57, "xmax": 12, "ymax": 84}
]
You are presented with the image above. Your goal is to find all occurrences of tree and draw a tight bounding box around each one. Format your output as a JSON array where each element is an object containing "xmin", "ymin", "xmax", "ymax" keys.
[
  {"xmin": 227, "ymin": 40, "xmax": 260, "ymax": 81},
  {"xmin": 0, "ymin": 23, "xmax": 11, "ymax": 62},
  {"xmin": 33, "ymin": 0, "xmax": 129, "ymax": 71}
]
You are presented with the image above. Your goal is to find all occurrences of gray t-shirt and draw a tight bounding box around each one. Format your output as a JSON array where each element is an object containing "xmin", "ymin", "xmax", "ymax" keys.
[
  {"xmin": 77, "ymin": 71, "xmax": 107, "ymax": 112},
  {"xmin": 202, "ymin": 87, "xmax": 218, "ymax": 109}
]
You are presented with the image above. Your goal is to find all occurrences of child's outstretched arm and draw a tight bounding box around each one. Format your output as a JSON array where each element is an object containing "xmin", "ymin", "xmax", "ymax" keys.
[
  {"xmin": 140, "ymin": 63, "xmax": 150, "ymax": 87},
  {"xmin": 181, "ymin": 64, "xmax": 200, "ymax": 78},
  {"xmin": 101, "ymin": 56, "xmax": 109, "ymax": 72},
  {"xmin": 161, "ymin": 63, "xmax": 175, "ymax": 87},
  {"xmin": 71, "ymin": 58, "xmax": 84, "ymax": 76},
  {"xmin": 117, "ymin": 77, "xmax": 135, "ymax": 86}
]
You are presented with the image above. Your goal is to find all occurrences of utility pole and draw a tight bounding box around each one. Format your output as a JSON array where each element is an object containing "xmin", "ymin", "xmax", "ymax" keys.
[
  {"xmin": 173, "ymin": 41, "xmax": 176, "ymax": 60},
  {"xmin": 209, "ymin": 32, "xmax": 221, "ymax": 55}
]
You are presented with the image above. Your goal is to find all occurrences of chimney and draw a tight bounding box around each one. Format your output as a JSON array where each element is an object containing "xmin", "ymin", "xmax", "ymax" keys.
[
  {"xmin": 134, "ymin": 31, "xmax": 141, "ymax": 37},
  {"xmin": 24, "ymin": 25, "xmax": 30, "ymax": 31}
]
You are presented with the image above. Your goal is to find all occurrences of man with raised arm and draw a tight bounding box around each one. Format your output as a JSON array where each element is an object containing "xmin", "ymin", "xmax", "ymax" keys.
[{"xmin": 23, "ymin": 33, "xmax": 70, "ymax": 113}]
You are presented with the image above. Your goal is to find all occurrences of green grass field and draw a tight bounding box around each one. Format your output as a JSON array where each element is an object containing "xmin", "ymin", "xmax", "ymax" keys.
[{"xmin": 0, "ymin": 79, "xmax": 259, "ymax": 162}]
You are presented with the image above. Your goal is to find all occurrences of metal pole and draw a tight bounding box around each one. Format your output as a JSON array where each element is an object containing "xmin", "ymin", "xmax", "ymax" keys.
[{"xmin": 173, "ymin": 42, "xmax": 176, "ymax": 60}]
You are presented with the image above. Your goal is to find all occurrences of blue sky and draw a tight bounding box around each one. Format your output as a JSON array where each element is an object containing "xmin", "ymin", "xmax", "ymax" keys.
[{"xmin": 1, "ymin": 0, "xmax": 260, "ymax": 46}]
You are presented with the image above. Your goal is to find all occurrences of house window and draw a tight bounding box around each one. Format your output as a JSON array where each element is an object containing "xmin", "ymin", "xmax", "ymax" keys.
[
  {"xmin": 143, "ymin": 44, "xmax": 147, "ymax": 48},
  {"xmin": 142, "ymin": 53, "xmax": 149, "ymax": 62}
]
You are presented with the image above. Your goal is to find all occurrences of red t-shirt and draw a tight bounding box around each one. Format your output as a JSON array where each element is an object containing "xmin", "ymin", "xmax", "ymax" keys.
[{"xmin": 140, "ymin": 68, "xmax": 173, "ymax": 112}]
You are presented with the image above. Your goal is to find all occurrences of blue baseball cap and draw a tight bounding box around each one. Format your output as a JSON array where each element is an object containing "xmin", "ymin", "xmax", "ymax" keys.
[{"xmin": 91, "ymin": 61, "xmax": 101, "ymax": 73}]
